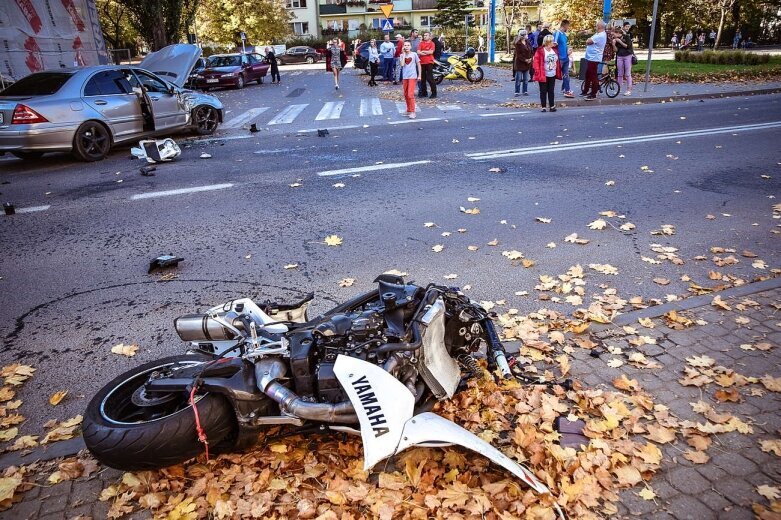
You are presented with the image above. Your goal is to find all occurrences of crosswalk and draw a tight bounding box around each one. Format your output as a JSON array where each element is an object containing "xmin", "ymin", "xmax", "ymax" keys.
[{"xmin": 222, "ymin": 97, "xmax": 465, "ymax": 130}]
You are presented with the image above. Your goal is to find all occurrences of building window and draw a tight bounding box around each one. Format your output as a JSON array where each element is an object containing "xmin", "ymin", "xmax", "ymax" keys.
[
  {"xmin": 420, "ymin": 15, "xmax": 434, "ymax": 28},
  {"xmin": 286, "ymin": 0, "xmax": 307, "ymax": 7},
  {"xmin": 290, "ymin": 22, "xmax": 310, "ymax": 34}
]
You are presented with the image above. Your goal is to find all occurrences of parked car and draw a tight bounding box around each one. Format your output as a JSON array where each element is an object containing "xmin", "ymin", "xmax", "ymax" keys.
[
  {"xmin": 193, "ymin": 53, "xmax": 269, "ymax": 90},
  {"xmin": 186, "ymin": 57, "xmax": 207, "ymax": 88},
  {"xmin": 277, "ymin": 46, "xmax": 322, "ymax": 65},
  {"xmin": 0, "ymin": 44, "xmax": 223, "ymax": 162}
]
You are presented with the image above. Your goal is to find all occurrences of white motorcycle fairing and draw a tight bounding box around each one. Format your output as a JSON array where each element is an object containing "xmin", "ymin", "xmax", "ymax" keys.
[{"xmin": 332, "ymin": 355, "xmax": 556, "ymax": 499}]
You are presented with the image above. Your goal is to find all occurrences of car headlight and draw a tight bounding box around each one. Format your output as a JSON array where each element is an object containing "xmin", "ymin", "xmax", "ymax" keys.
[
  {"xmin": 195, "ymin": 74, "xmax": 203, "ymax": 78},
  {"xmin": 222, "ymin": 72, "xmax": 237, "ymax": 77}
]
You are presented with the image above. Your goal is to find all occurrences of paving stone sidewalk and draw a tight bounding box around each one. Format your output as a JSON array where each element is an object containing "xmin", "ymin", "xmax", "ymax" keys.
[{"xmin": 1, "ymin": 286, "xmax": 779, "ymax": 519}]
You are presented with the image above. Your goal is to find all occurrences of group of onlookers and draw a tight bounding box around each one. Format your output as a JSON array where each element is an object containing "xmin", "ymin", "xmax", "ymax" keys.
[
  {"xmin": 670, "ymin": 28, "xmax": 755, "ymax": 50},
  {"xmin": 513, "ymin": 19, "xmax": 636, "ymax": 112}
]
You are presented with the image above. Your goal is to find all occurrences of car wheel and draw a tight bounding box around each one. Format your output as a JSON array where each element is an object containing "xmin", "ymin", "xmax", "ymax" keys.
[
  {"xmin": 306, "ymin": 56, "xmax": 314, "ymax": 64},
  {"xmin": 72, "ymin": 121, "xmax": 111, "ymax": 162},
  {"xmin": 236, "ymin": 75, "xmax": 245, "ymax": 89},
  {"xmin": 193, "ymin": 105, "xmax": 219, "ymax": 136},
  {"xmin": 11, "ymin": 151, "xmax": 44, "ymax": 160}
]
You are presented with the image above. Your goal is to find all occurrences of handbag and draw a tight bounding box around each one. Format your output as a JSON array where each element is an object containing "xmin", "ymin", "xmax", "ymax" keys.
[{"xmin": 631, "ymin": 54, "xmax": 638, "ymax": 65}]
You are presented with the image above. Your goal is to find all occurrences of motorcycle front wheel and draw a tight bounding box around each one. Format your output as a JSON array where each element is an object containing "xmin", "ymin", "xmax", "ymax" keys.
[
  {"xmin": 434, "ymin": 74, "xmax": 444, "ymax": 85},
  {"xmin": 467, "ymin": 67, "xmax": 484, "ymax": 83},
  {"xmin": 83, "ymin": 354, "xmax": 236, "ymax": 471}
]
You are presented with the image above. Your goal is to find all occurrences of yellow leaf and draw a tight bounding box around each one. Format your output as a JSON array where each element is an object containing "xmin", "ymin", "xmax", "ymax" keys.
[
  {"xmin": 338, "ymin": 278, "xmax": 355, "ymax": 287},
  {"xmin": 502, "ymin": 250, "xmax": 524, "ymax": 260},
  {"xmin": 269, "ymin": 443, "xmax": 288, "ymax": 453},
  {"xmin": 682, "ymin": 450, "xmax": 710, "ymax": 464},
  {"xmin": 9, "ymin": 435, "xmax": 38, "ymax": 451},
  {"xmin": 0, "ymin": 427, "xmax": 18, "ymax": 441},
  {"xmin": 588, "ymin": 219, "xmax": 608, "ymax": 230},
  {"xmin": 167, "ymin": 496, "xmax": 198, "ymax": 520},
  {"xmin": 758, "ymin": 485, "xmax": 780, "ymax": 501},
  {"xmin": 521, "ymin": 259, "xmax": 536, "ymax": 268},
  {"xmin": 759, "ymin": 439, "xmax": 781, "ymax": 456},
  {"xmin": 644, "ymin": 424, "xmax": 676, "ymax": 444},
  {"xmin": 638, "ymin": 487, "xmax": 657, "ymax": 500},
  {"xmin": 324, "ymin": 234, "xmax": 343, "ymax": 246},
  {"xmin": 122, "ymin": 472, "xmax": 142, "ymax": 488},
  {"xmin": 0, "ymin": 476, "xmax": 22, "ymax": 502},
  {"xmin": 613, "ymin": 465, "xmax": 642, "ymax": 486},
  {"xmin": 111, "ymin": 343, "xmax": 139, "ymax": 357},
  {"xmin": 49, "ymin": 390, "xmax": 68, "ymax": 406}
]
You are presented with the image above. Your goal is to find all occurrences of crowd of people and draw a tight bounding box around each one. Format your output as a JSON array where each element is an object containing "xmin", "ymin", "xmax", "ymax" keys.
[{"xmin": 670, "ymin": 28, "xmax": 755, "ymax": 50}]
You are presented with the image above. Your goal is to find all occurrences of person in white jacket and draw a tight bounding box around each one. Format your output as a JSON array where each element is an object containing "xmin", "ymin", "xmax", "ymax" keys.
[{"xmin": 367, "ymin": 40, "xmax": 380, "ymax": 86}]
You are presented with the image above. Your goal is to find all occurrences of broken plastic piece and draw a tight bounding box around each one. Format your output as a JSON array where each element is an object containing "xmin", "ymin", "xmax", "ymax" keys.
[
  {"xmin": 148, "ymin": 254, "xmax": 184, "ymax": 274},
  {"xmin": 555, "ymin": 416, "xmax": 589, "ymax": 450},
  {"xmin": 140, "ymin": 166, "xmax": 157, "ymax": 176},
  {"xmin": 131, "ymin": 139, "xmax": 181, "ymax": 163},
  {"xmin": 317, "ymin": 129, "xmax": 329, "ymax": 137}
]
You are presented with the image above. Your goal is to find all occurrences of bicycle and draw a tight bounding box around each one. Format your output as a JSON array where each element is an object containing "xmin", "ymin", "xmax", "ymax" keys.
[{"xmin": 580, "ymin": 62, "xmax": 620, "ymax": 98}]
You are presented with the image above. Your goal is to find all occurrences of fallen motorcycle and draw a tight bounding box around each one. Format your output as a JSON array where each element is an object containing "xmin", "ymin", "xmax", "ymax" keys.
[
  {"xmin": 433, "ymin": 47, "xmax": 484, "ymax": 84},
  {"xmin": 84, "ymin": 274, "xmax": 563, "ymax": 516}
]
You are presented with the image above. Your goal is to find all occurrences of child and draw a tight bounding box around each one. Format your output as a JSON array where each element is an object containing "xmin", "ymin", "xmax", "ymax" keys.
[{"xmin": 399, "ymin": 41, "xmax": 421, "ymax": 118}]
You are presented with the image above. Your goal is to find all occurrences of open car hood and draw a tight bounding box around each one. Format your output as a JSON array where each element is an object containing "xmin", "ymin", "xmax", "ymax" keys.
[{"xmin": 139, "ymin": 44, "xmax": 201, "ymax": 88}]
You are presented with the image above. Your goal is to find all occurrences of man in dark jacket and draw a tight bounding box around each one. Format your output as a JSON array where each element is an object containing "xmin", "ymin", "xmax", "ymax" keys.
[
  {"xmin": 513, "ymin": 29, "xmax": 533, "ymax": 96},
  {"xmin": 264, "ymin": 47, "xmax": 280, "ymax": 83},
  {"xmin": 433, "ymin": 35, "xmax": 444, "ymax": 60},
  {"xmin": 537, "ymin": 22, "xmax": 552, "ymax": 47}
]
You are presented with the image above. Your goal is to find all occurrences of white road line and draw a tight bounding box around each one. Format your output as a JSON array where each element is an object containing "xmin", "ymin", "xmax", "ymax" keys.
[
  {"xmin": 16, "ymin": 205, "xmax": 51, "ymax": 213},
  {"xmin": 130, "ymin": 183, "xmax": 234, "ymax": 201},
  {"xmin": 480, "ymin": 111, "xmax": 530, "ymax": 117},
  {"xmin": 317, "ymin": 160, "xmax": 432, "ymax": 177},
  {"xmin": 396, "ymin": 101, "xmax": 419, "ymax": 113},
  {"xmin": 289, "ymin": 71, "xmax": 303, "ymax": 76},
  {"xmin": 388, "ymin": 117, "xmax": 441, "ymax": 125},
  {"xmin": 297, "ymin": 125, "xmax": 360, "ymax": 133},
  {"xmin": 222, "ymin": 107, "xmax": 269, "ymax": 129},
  {"xmin": 436, "ymin": 104, "xmax": 462, "ymax": 111},
  {"xmin": 315, "ymin": 101, "xmax": 345, "ymax": 120},
  {"xmin": 467, "ymin": 121, "xmax": 781, "ymax": 160},
  {"xmin": 268, "ymin": 104, "xmax": 308, "ymax": 125},
  {"xmin": 194, "ymin": 135, "xmax": 255, "ymax": 143},
  {"xmin": 360, "ymin": 98, "xmax": 383, "ymax": 116}
]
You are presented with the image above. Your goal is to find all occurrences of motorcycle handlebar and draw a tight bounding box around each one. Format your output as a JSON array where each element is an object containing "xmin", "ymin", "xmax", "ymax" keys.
[{"xmin": 481, "ymin": 318, "xmax": 512, "ymax": 379}]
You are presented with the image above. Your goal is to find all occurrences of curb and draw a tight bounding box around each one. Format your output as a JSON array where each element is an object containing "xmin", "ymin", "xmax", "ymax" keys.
[
  {"xmin": 0, "ymin": 437, "xmax": 85, "ymax": 469},
  {"xmin": 556, "ymin": 87, "xmax": 781, "ymax": 108}
]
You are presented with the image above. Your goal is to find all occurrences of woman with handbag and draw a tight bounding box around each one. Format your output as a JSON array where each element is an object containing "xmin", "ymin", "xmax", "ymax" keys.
[{"xmin": 613, "ymin": 26, "xmax": 633, "ymax": 96}]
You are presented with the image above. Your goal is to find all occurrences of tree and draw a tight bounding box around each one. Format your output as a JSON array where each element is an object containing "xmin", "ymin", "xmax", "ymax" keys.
[
  {"xmin": 197, "ymin": 0, "xmax": 292, "ymax": 46},
  {"xmin": 123, "ymin": 0, "xmax": 200, "ymax": 51},
  {"xmin": 435, "ymin": 0, "xmax": 472, "ymax": 29},
  {"xmin": 714, "ymin": 0, "xmax": 737, "ymax": 47},
  {"xmin": 501, "ymin": 0, "xmax": 525, "ymax": 53},
  {"xmin": 96, "ymin": 0, "xmax": 140, "ymax": 56}
]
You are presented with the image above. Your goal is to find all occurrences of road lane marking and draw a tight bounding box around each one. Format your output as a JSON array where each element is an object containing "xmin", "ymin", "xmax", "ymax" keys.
[
  {"xmin": 317, "ymin": 160, "xmax": 432, "ymax": 177},
  {"xmin": 467, "ymin": 121, "xmax": 781, "ymax": 160},
  {"xmin": 289, "ymin": 71, "xmax": 303, "ymax": 76},
  {"xmin": 396, "ymin": 102, "xmax": 419, "ymax": 113},
  {"xmin": 297, "ymin": 125, "xmax": 360, "ymax": 133},
  {"xmin": 480, "ymin": 111, "xmax": 530, "ymax": 117},
  {"xmin": 437, "ymin": 104, "xmax": 462, "ymax": 111},
  {"xmin": 130, "ymin": 183, "xmax": 234, "ymax": 200},
  {"xmin": 16, "ymin": 205, "xmax": 51, "ymax": 213},
  {"xmin": 268, "ymin": 104, "xmax": 308, "ymax": 124},
  {"xmin": 360, "ymin": 98, "xmax": 383, "ymax": 116},
  {"xmin": 315, "ymin": 101, "xmax": 345, "ymax": 120},
  {"xmin": 222, "ymin": 107, "xmax": 269, "ymax": 128},
  {"xmin": 193, "ymin": 135, "xmax": 255, "ymax": 143},
  {"xmin": 388, "ymin": 117, "xmax": 441, "ymax": 125}
]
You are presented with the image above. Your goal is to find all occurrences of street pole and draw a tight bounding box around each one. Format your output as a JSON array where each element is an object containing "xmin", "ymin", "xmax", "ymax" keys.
[
  {"xmin": 602, "ymin": 0, "xmax": 611, "ymax": 23},
  {"xmin": 643, "ymin": 0, "xmax": 659, "ymax": 92},
  {"xmin": 465, "ymin": 15, "xmax": 469, "ymax": 51},
  {"xmin": 488, "ymin": 0, "xmax": 496, "ymax": 62}
]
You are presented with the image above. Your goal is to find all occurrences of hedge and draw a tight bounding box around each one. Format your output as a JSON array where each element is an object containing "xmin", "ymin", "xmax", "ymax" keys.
[{"xmin": 675, "ymin": 50, "xmax": 770, "ymax": 65}]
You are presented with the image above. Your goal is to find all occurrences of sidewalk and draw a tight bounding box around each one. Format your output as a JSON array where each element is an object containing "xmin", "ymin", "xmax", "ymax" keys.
[{"xmin": 0, "ymin": 281, "xmax": 778, "ymax": 519}]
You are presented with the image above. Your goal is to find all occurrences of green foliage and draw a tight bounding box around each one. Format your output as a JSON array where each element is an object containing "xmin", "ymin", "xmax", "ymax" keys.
[
  {"xmin": 434, "ymin": 0, "xmax": 472, "ymax": 29},
  {"xmin": 197, "ymin": 0, "xmax": 292, "ymax": 46},
  {"xmin": 630, "ymin": 56, "xmax": 781, "ymax": 81},
  {"xmin": 675, "ymin": 50, "xmax": 770, "ymax": 65},
  {"xmin": 96, "ymin": 0, "xmax": 140, "ymax": 54},
  {"xmin": 123, "ymin": 0, "xmax": 200, "ymax": 51}
]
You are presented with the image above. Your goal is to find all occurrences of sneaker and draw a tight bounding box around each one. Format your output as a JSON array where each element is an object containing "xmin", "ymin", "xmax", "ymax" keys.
[
  {"xmin": 550, "ymin": 107, "xmax": 557, "ymax": 112},
  {"xmin": 523, "ymin": 92, "xmax": 529, "ymax": 96},
  {"xmin": 409, "ymin": 112, "xmax": 417, "ymax": 119},
  {"xmin": 514, "ymin": 93, "xmax": 520, "ymax": 97},
  {"xmin": 541, "ymin": 108, "xmax": 547, "ymax": 112},
  {"xmin": 335, "ymin": 85, "xmax": 339, "ymax": 90},
  {"xmin": 584, "ymin": 96, "xmax": 596, "ymax": 101},
  {"xmin": 429, "ymin": 94, "xmax": 437, "ymax": 99},
  {"xmin": 625, "ymin": 91, "xmax": 632, "ymax": 96},
  {"xmin": 392, "ymin": 81, "xmax": 398, "ymax": 85},
  {"xmin": 564, "ymin": 91, "xmax": 575, "ymax": 98}
]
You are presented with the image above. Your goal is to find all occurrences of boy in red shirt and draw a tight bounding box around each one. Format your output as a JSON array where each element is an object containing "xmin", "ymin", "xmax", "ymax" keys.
[{"xmin": 417, "ymin": 31, "xmax": 436, "ymax": 98}]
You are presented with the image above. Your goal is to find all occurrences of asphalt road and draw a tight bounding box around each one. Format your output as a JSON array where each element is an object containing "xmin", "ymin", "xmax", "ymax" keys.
[{"xmin": 0, "ymin": 67, "xmax": 779, "ymax": 438}]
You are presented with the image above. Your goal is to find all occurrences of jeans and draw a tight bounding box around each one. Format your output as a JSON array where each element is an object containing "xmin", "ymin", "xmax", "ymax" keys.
[
  {"xmin": 382, "ymin": 57, "xmax": 394, "ymax": 80},
  {"xmin": 560, "ymin": 58, "xmax": 570, "ymax": 92},
  {"xmin": 270, "ymin": 65, "xmax": 280, "ymax": 83},
  {"xmin": 369, "ymin": 61, "xmax": 378, "ymax": 85},
  {"xmin": 514, "ymin": 70, "xmax": 529, "ymax": 94},
  {"xmin": 585, "ymin": 60, "xmax": 599, "ymax": 97},
  {"xmin": 402, "ymin": 79, "xmax": 417, "ymax": 113},
  {"xmin": 539, "ymin": 76, "xmax": 556, "ymax": 107},
  {"xmin": 616, "ymin": 54, "xmax": 633, "ymax": 92},
  {"xmin": 419, "ymin": 63, "xmax": 436, "ymax": 96}
]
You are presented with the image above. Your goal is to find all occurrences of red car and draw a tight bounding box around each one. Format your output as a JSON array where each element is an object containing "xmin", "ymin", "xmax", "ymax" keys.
[{"xmin": 194, "ymin": 53, "xmax": 269, "ymax": 90}]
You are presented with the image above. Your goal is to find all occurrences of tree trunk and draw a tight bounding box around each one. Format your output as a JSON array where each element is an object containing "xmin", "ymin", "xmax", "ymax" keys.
[{"xmin": 715, "ymin": 7, "xmax": 726, "ymax": 48}]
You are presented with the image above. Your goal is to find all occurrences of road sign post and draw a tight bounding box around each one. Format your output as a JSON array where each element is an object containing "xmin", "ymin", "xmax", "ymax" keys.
[
  {"xmin": 643, "ymin": 0, "xmax": 659, "ymax": 92},
  {"xmin": 488, "ymin": 0, "xmax": 496, "ymax": 62}
]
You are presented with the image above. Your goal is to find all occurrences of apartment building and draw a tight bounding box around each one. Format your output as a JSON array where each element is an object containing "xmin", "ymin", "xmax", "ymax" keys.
[
  {"xmin": 287, "ymin": 0, "xmax": 321, "ymax": 37},
  {"xmin": 318, "ymin": 0, "xmax": 540, "ymax": 38}
]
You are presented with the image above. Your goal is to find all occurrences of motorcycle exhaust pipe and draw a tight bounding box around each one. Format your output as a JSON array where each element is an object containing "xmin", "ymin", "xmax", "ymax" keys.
[{"xmin": 255, "ymin": 359, "xmax": 357, "ymax": 424}]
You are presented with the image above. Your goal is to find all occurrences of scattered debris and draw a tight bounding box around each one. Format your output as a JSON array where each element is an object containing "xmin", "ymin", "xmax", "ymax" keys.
[
  {"xmin": 148, "ymin": 254, "xmax": 184, "ymax": 274},
  {"xmin": 131, "ymin": 139, "xmax": 182, "ymax": 163}
]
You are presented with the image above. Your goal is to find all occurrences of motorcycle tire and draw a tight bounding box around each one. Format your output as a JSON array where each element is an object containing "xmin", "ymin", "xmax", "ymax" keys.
[
  {"xmin": 434, "ymin": 74, "xmax": 444, "ymax": 85},
  {"xmin": 467, "ymin": 67, "xmax": 484, "ymax": 83},
  {"xmin": 83, "ymin": 354, "xmax": 236, "ymax": 471}
]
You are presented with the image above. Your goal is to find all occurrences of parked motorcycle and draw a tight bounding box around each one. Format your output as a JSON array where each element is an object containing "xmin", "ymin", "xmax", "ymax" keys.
[
  {"xmin": 433, "ymin": 47, "xmax": 484, "ymax": 84},
  {"xmin": 83, "ymin": 274, "xmax": 563, "ymax": 516}
]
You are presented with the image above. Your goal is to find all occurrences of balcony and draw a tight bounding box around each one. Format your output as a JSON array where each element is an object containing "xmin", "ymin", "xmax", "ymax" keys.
[
  {"xmin": 411, "ymin": 0, "xmax": 436, "ymax": 9},
  {"xmin": 320, "ymin": 2, "xmax": 347, "ymax": 14}
]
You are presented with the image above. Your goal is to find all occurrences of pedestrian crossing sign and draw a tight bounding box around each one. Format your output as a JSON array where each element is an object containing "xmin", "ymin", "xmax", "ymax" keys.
[{"xmin": 381, "ymin": 19, "xmax": 394, "ymax": 32}]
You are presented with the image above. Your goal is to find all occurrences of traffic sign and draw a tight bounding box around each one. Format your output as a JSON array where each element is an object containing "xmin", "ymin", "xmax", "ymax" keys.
[
  {"xmin": 380, "ymin": 4, "xmax": 393, "ymax": 18},
  {"xmin": 381, "ymin": 19, "xmax": 394, "ymax": 31}
]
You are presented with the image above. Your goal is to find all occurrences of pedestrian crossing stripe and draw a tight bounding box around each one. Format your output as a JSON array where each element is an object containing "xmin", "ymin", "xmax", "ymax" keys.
[
  {"xmin": 436, "ymin": 105, "xmax": 462, "ymax": 111},
  {"xmin": 395, "ymin": 101, "xmax": 419, "ymax": 113},
  {"xmin": 360, "ymin": 98, "xmax": 382, "ymax": 116},
  {"xmin": 315, "ymin": 101, "xmax": 345, "ymax": 120},
  {"xmin": 268, "ymin": 104, "xmax": 308, "ymax": 124},
  {"xmin": 222, "ymin": 107, "xmax": 270, "ymax": 128}
]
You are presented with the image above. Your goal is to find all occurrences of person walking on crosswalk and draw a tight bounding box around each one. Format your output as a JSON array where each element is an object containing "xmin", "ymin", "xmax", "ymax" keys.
[
  {"xmin": 399, "ymin": 41, "xmax": 421, "ymax": 118},
  {"xmin": 325, "ymin": 38, "xmax": 347, "ymax": 90}
]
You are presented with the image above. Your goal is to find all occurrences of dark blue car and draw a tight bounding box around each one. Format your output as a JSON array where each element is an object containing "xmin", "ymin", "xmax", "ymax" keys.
[{"xmin": 354, "ymin": 41, "xmax": 452, "ymax": 74}]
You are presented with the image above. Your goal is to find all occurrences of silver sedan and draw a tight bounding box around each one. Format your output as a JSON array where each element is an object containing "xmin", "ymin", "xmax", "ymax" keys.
[{"xmin": 0, "ymin": 44, "xmax": 223, "ymax": 162}]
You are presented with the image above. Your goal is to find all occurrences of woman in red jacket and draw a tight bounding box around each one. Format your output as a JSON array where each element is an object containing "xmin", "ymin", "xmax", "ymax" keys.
[{"xmin": 532, "ymin": 34, "xmax": 562, "ymax": 112}]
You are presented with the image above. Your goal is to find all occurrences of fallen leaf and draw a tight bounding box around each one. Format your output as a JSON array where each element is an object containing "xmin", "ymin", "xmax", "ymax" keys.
[
  {"xmin": 424, "ymin": 222, "xmax": 436, "ymax": 228},
  {"xmin": 536, "ymin": 217, "xmax": 552, "ymax": 223},
  {"xmin": 502, "ymin": 250, "xmax": 524, "ymax": 261},
  {"xmin": 289, "ymin": 182, "xmax": 302, "ymax": 188},
  {"xmin": 432, "ymin": 244, "xmax": 444, "ymax": 253},
  {"xmin": 644, "ymin": 424, "xmax": 676, "ymax": 444},
  {"xmin": 564, "ymin": 233, "xmax": 589, "ymax": 245},
  {"xmin": 49, "ymin": 390, "xmax": 68, "ymax": 406},
  {"xmin": 638, "ymin": 487, "xmax": 657, "ymax": 500},
  {"xmin": 443, "ymin": 274, "xmax": 458, "ymax": 280},
  {"xmin": 324, "ymin": 235, "xmax": 343, "ymax": 246},
  {"xmin": 757, "ymin": 485, "xmax": 780, "ymax": 501},
  {"xmin": 332, "ymin": 182, "xmax": 345, "ymax": 188},
  {"xmin": 759, "ymin": 439, "xmax": 781, "ymax": 456},
  {"xmin": 338, "ymin": 278, "xmax": 355, "ymax": 287},
  {"xmin": 653, "ymin": 278, "xmax": 671, "ymax": 286},
  {"xmin": 111, "ymin": 344, "xmax": 139, "ymax": 357},
  {"xmin": 283, "ymin": 263, "xmax": 299, "ymax": 269},
  {"xmin": 683, "ymin": 450, "xmax": 710, "ymax": 464},
  {"xmin": 588, "ymin": 219, "xmax": 608, "ymax": 230}
]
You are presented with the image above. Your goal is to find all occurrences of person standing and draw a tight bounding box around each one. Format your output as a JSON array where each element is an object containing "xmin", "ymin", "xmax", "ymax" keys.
[
  {"xmin": 393, "ymin": 34, "xmax": 405, "ymax": 84},
  {"xmin": 709, "ymin": 29, "xmax": 717, "ymax": 48},
  {"xmin": 533, "ymin": 34, "xmax": 561, "ymax": 112},
  {"xmin": 433, "ymin": 34, "xmax": 444, "ymax": 60},
  {"xmin": 530, "ymin": 24, "xmax": 540, "ymax": 52},
  {"xmin": 600, "ymin": 24, "xmax": 615, "ymax": 77},
  {"xmin": 684, "ymin": 30, "xmax": 693, "ymax": 49},
  {"xmin": 367, "ymin": 39, "xmax": 380, "ymax": 86},
  {"xmin": 478, "ymin": 34, "xmax": 485, "ymax": 52},
  {"xmin": 409, "ymin": 29, "xmax": 421, "ymax": 52},
  {"xmin": 399, "ymin": 41, "xmax": 421, "ymax": 118},
  {"xmin": 380, "ymin": 34, "xmax": 395, "ymax": 81},
  {"xmin": 537, "ymin": 22, "xmax": 552, "ymax": 47},
  {"xmin": 554, "ymin": 19, "xmax": 573, "ymax": 98},
  {"xmin": 670, "ymin": 33, "xmax": 678, "ymax": 49},
  {"xmin": 733, "ymin": 29, "xmax": 742, "ymax": 49},
  {"xmin": 697, "ymin": 32, "xmax": 705, "ymax": 51},
  {"xmin": 325, "ymin": 38, "xmax": 347, "ymax": 90},
  {"xmin": 613, "ymin": 26, "xmax": 633, "ymax": 96},
  {"xmin": 265, "ymin": 46, "xmax": 281, "ymax": 84},
  {"xmin": 513, "ymin": 29, "xmax": 533, "ymax": 96},
  {"xmin": 417, "ymin": 31, "xmax": 436, "ymax": 98},
  {"xmin": 583, "ymin": 20, "xmax": 606, "ymax": 100}
]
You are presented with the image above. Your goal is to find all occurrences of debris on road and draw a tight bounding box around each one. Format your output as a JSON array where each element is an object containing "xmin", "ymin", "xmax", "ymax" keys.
[
  {"xmin": 317, "ymin": 129, "xmax": 329, "ymax": 137},
  {"xmin": 131, "ymin": 139, "xmax": 182, "ymax": 163},
  {"xmin": 139, "ymin": 166, "xmax": 156, "ymax": 177},
  {"xmin": 148, "ymin": 255, "xmax": 184, "ymax": 274},
  {"xmin": 3, "ymin": 203, "xmax": 14, "ymax": 216}
]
